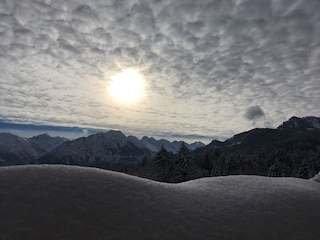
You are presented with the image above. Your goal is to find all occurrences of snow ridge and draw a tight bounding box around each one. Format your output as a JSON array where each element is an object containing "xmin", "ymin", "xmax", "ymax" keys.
[{"xmin": 0, "ymin": 165, "xmax": 319, "ymax": 240}]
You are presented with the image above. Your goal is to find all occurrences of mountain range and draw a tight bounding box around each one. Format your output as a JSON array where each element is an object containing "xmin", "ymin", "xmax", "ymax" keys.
[
  {"xmin": 0, "ymin": 116, "xmax": 319, "ymax": 180},
  {"xmin": 206, "ymin": 116, "xmax": 320, "ymax": 149},
  {"xmin": 140, "ymin": 136, "xmax": 205, "ymax": 153},
  {"xmin": 192, "ymin": 116, "xmax": 320, "ymax": 179},
  {"xmin": 37, "ymin": 131, "xmax": 153, "ymax": 170},
  {"xmin": 29, "ymin": 133, "xmax": 68, "ymax": 152},
  {"xmin": 0, "ymin": 130, "xmax": 204, "ymax": 168},
  {"xmin": 128, "ymin": 116, "xmax": 320, "ymax": 182}
]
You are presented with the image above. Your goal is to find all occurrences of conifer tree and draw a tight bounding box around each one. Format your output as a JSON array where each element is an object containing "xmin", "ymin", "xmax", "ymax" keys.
[
  {"xmin": 299, "ymin": 160, "xmax": 309, "ymax": 179},
  {"xmin": 176, "ymin": 143, "xmax": 194, "ymax": 181},
  {"xmin": 153, "ymin": 145, "xmax": 172, "ymax": 166}
]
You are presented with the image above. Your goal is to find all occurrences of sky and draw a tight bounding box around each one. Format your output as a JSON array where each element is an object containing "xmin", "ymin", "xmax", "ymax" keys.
[{"xmin": 0, "ymin": 0, "xmax": 320, "ymax": 143}]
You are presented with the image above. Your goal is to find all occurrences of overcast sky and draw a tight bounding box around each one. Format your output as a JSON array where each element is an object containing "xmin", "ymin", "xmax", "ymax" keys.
[{"xmin": 1, "ymin": 0, "xmax": 320, "ymax": 143}]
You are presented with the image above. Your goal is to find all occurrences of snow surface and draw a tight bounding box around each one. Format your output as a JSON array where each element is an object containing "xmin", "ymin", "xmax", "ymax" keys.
[{"xmin": 0, "ymin": 165, "xmax": 320, "ymax": 240}]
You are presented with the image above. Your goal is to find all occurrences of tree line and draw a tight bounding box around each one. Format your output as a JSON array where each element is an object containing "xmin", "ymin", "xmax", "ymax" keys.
[{"xmin": 126, "ymin": 138, "xmax": 320, "ymax": 183}]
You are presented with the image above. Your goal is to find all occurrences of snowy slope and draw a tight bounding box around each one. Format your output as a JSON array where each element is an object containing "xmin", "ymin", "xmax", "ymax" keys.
[
  {"xmin": 0, "ymin": 133, "xmax": 46, "ymax": 165},
  {"xmin": 0, "ymin": 165, "xmax": 319, "ymax": 240}
]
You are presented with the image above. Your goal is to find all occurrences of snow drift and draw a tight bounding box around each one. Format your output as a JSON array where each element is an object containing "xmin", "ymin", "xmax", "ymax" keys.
[{"xmin": 0, "ymin": 165, "xmax": 319, "ymax": 240}]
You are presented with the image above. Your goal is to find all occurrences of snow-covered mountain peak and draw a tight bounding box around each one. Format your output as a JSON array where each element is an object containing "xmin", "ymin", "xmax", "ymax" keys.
[
  {"xmin": 0, "ymin": 133, "xmax": 33, "ymax": 149},
  {"xmin": 0, "ymin": 133, "xmax": 46, "ymax": 165}
]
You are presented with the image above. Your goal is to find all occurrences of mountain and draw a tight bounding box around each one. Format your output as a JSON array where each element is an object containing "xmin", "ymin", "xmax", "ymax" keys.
[
  {"xmin": 29, "ymin": 133, "xmax": 68, "ymax": 152},
  {"xmin": 2, "ymin": 116, "xmax": 320, "ymax": 181},
  {"xmin": 193, "ymin": 116, "xmax": 320, "ymax": 179},
  {"xmin": 128, "ymin": 116, "xmax": 320, "ymax": 182},
  {"xmin": 37, "ymin": 131, "xmax": 152, "ymax": 170},
  {"xmin": 205, "ymin": 116, "xmax": 320, "ymax": 150},
  {"xmin": 0, "ymin": 133, "xmax": 46, "ymax": 166},
  {"xmin": 278, "ymin": 116, "xmax": 320, "ymax": 131},
  {"xmin": 0, "ymin": 165, "xmax": 319, "ymax": 240},
  {"xmin": 140, "ymin": 136, "xmax": 205, "ymax": 153},
  {"xmin": 188, "ymin": 141, "xmax": 206, "ymax": 150}
]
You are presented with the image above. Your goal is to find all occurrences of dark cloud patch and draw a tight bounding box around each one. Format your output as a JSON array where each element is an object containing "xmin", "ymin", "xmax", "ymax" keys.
[{"xmin": 245, "ymin": 106, "xmax": 265, "ymax": 121}]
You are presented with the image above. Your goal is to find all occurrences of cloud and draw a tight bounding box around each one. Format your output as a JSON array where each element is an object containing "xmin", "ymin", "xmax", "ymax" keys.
[
  {"xmin": 82, "ymin": 128, "xmax": 89, "ymax": 137},
  {"xmin": 1, "ymin": 0, "xmax": 320, "ymax": 141},
  {"xmin": 244, "ymin": 106, "xmax": 265, "ymax": 121}
]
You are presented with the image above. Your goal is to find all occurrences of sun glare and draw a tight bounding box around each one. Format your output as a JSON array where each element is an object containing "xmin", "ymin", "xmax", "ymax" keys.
[{"xmin": 109, "ymin": 69, "xmax": 145, "ymax": 104}]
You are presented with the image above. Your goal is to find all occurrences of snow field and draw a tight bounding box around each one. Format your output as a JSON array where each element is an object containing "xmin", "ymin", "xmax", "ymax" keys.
[{"xmin": 0, "ymin": 165, "xmax": 319, "ymax": 240}]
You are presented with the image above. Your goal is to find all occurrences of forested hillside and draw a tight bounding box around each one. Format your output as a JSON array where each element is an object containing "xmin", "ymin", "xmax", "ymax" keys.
[{"xmin": 127, "ymin": 117, "xmax": 320, "ymax": 182}]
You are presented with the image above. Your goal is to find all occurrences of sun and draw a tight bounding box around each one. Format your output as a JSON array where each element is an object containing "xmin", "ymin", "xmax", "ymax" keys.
[{"xmin": 109, "ymin": 69, "xmax": 145, "ymax": 104}]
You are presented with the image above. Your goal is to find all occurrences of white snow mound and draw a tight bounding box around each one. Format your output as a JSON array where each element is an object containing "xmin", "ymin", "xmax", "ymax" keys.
[{"xmin": 0, "ymin": 165, "xmax": 320, "ymax": 240}]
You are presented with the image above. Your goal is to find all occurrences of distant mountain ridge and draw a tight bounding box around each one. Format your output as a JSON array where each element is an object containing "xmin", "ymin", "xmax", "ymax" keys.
[
  {"xmin": 129, "ymin": 116, "xmax": 320, "ymax": 182},
  {"xmin": 0, "ymin": 131, "xmax": 207, "ymax": 167},
  {"xmin": 29, "ymin": 133, "xmax": 68, "ymax": 152},
  {"xmin": 0, "ymin": 133, "xmax": 46, "ymax": 166},
  {"xmin": 37, "ymin": 131, "xmax": 153, "ymax": 170},
  {"xmin": 0, "ymin": 116, "xmax": 319, "ymax": 180},
  {"xmin": 192, "ymin": 116, "xmax": 320, "ymax": 180},
  {"xmin": 278, "ymin": 116, "xmax": 320, "ymax": 131},
  {"xmin": 36, "ymin": 132, "xmax": 206, "ymax": 170},
  {"xmin": 140, "ymin": 136, "xmax": 205, "ymax": 153},
  {"xmin": 206, "ymin": 116, "xmax": 320, "ymax": 150}
]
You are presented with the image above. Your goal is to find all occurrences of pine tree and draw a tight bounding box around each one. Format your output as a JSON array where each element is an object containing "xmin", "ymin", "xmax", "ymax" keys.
[
  {"xmin": 140, "ymin": 155, "xmax": 149, "ymax": 167},
  {"xmin": 203, "ymin": 148, "xmax": 222, "ymax": 175},
  {"xmin": 299, "ymin": 160, "xmax": 309, "ymax": 179},
  {"xmin": 176, "ymin": 143, "xmax": 194, "ymax": 181},
  {"xmin": 203, "ymin": 150, "xmax": 214, "ymax": 175},
  {"xmin": 153, "ymin": 145, "xmax": 172, "ymax": 166},
  {"xmin": 226, "ymin": 156, "xmax": 237, "ymax": 175},
  {"xmin": 268, "ymin": 164, "xmax": 276, "ymax": 177}
]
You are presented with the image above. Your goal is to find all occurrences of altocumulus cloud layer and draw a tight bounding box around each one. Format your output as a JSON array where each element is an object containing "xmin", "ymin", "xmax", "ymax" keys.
[{"xmin": 0, "ymin": 0, "xmax": 320, "ymax": 141}]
